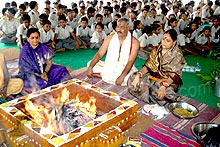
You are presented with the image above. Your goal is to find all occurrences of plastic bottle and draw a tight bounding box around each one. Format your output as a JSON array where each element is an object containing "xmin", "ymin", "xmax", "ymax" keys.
[
  {"xmin": 195, "ymin": 62, "xmax": 201, "ymax": 72},
  {"xmin": 182, "ymin": 63, "xmax": 196, "ymax": 73}
]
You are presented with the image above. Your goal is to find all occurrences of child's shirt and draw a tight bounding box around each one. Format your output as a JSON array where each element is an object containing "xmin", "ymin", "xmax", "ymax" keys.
[
  {"xmin": 90, "ymin": 30, "xmax": 106, "ymax": 43},
  {"xmin": 55, "ymin": 24, "xmax": 73, "ymax": 39},
  {"xmin": 39, "ymin": 28, "xmax": 54, "ymax": 43},
  {"xmin": 148, "ymin": 33, "xmax": 162, "ymax": 47},
  {"xmin": 0, "ymin": 16, "xmax": 20, "ymax": 35},
  {"xmin": 149, "ymin": 16, "xmax": 163, "ymax": 25},
  {"xmin": 36, "ymin": 21, "xmax": 43, "ymax": 30},
  {"xmin": 28, "ymin": 10, "xmax": 39, "ymax": 26},
  {"xmin": 165, "ymin": 26, "xmax": 180, "ymax": 35},
  {"xmin": 133, "ymin": 29, "xmax": 142, "ymax": 39},
  {"xmin": 177, "ymin": 19, "xmax": 189, "ymax": 32},
  {"xmin": 211, "ymin": 25, "xmax": 220, "ymax": 43},
  {"xmin": 137, "ymin": 15, "xmax": 151, "ymax": 26},
  {"xmin": 196, "ymin": 33, "xmax": 213, "ymax": 45},
  {"xmin": 190, "ymin": 29, "xmax": 199, "ymax": 41},
  {"xmin": 138, "ymin": 33, "xmax": 150, "ymax": 48},
  {"xmin": 16, "ymin": 24, "xmax": 32, "ymax": 39},
  {"xmin": 49, "ymin": 12, "xmax": 60, "ymax": 29},
  {"xmin": 91, "ymin": 22, "xmax": 110, "ymax": 35},
  {"xmin": 177, "ymin": 33, "xmax": 190, "ymax": 46},
  {"xmin": 76, "ymin": 25, "xmax": 92, "ymax": 37},
  {"xmin": 67, "ymin": 17, "xmax": 78, "ymax": 31}
]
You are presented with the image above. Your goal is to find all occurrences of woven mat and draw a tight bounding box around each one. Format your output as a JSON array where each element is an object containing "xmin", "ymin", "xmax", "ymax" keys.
[
  {"xmin": 72, "ymin": 69, "xmax": 220, "ymax": 137},
  {"xmin": 0, "ymin": 48, "xmax": 20, "ymax": 61}
]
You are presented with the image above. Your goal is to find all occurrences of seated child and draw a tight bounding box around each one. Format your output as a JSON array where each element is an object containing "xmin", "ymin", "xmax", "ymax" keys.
[
  {"xmin": 108, "ymin": 13, "xmax": 121, "ymax": 33},
  {"xmin": 90, "ymin": 22, "xmax": 107, "ymax": 49},
  {"xmin": 177, "ymin": 12, "xmax": 189, "ymax": 33},
  {"xmin": 52, "ymin": 14, "xmax": 80, "ymax": 51},
  {"xmin": 196, "ymin": 26, "xmax": 213, "ymax": 54},
  {"xmin": 66, "ymin": 8, "xmax": 78, "ymax": 33},
  {"xmin": 36, "ymin": 13, "xmax": 48, "ymax": 30},
  {"xmin": 91, "ymin": 14, "xmax": 109, "ymax": 35},
  {"xmin": 76, "ymin": 16, "xmax": 93, "ymax": 48},
  {"xmin": 165, "ymin": 18, "xmax": 180, "ymax": 35},
  {"xmin": 39, "ymin": 19, "xmax": 54, "ymax": 51},
  {"xmin": 150, "ymin": 23, "xmax": 163, "ymax": 47},
  {"xmin": 211, "ymin": 16, "xmax": 220, "ymax": 49},
  {"xmin": 0, "ymin": 8, "xmax": 19, "ymax": 44},
  {"xmin": 138, "ymin": 25, "xmax": 153, "ymax": 60},
  {"xmin": 177, "ymin": 27, "xmax": 199, "ymax": 56},
  {"xmin": 132, "ymin": 20, "xmax": 144, "ymax": 39},
  {"xmin": 189, "ymin": 21, "xmax": 199, "ymax": 43},
  {"xmin": 16, "ymin": 14, "xmax": 32, "ymax": 48}
]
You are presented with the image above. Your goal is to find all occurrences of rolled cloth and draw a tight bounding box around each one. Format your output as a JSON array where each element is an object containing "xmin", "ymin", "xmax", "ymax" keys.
[{"xmin": 88, "ymin": 32, "xmax": 137, "ymax": 86}]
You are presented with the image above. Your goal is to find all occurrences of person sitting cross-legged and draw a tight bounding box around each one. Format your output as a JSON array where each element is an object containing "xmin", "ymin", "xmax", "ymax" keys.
[{"xmin": 18, "ymin": 28, "xmax": 71, "ymax": 91}]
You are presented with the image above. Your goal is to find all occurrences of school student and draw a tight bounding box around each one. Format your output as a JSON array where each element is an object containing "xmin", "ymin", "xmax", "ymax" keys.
[
  {"xmin": 90, "ymin": 22, "xmax": 106, "ymax": 49},
  {"xmin": 76, "ymin": 16, "xmax": 92, "ymax": 48},
  {"xmin": 39, "ymin": 19, "xmax": 54, "ymax": 50},
  {"xmin": 177, "ymin": 27, "xmax": 198, "ymax": 56},
  {"xmin": 52, "ymin": 14, "xmax": 80, "ymax": 51}
]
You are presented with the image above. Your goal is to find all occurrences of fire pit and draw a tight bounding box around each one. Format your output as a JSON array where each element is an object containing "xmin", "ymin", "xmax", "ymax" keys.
[{"xmin": 0, "ymin": 79, "xmax": 138, "ymax": 146}]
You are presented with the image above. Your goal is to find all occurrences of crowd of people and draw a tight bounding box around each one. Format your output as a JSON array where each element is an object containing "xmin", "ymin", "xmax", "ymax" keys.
[
  {"xmin": 0, "ymin": 0, "xmax": 219, "ymax": 53},
  {"xmin": 0, "ymin": 0, "xmax": 220, "ymax": 104}
]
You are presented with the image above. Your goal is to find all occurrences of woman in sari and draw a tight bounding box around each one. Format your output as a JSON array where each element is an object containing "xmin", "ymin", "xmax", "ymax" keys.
[
  {"xmin": 18, "ymin": 28, "xmax": 71, "ymax": 91},
  {"xmin": 129, "ymin": 29, "xmax": 186, "ymax": 105}
]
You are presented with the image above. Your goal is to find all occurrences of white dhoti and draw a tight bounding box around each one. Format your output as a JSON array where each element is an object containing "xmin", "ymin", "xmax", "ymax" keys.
[{"xmin": 87, "ymin": 32, "xmax": 137, "ymax": 86}]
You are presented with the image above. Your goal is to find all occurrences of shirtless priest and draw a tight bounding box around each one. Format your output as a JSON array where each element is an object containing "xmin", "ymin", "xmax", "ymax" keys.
[{"xmin": 87, "ymin": 18, "xmax": 140, "ymax": 86}]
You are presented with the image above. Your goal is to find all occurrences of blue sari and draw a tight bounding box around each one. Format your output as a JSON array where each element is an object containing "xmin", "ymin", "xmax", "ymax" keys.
[{"xmin": 18, "ymin": 42, "xmax": 71, "ymax": 90}]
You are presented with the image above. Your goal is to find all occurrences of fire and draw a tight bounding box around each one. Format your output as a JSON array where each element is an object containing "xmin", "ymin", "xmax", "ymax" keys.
[
  {"xmin": 24, "ymin": 88, "xmax": 97, "ymax": 134},
  {"xmin": 74, "ymin": 95, "xmax": 97, "ymax": 119}
]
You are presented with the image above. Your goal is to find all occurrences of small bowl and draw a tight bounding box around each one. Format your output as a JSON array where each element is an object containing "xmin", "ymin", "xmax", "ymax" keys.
[
  {"xmin": 191, "ymin": 122, "xmax": 219, "ymax": 144},
  {"xmin": 168, "ymin": 102, "xmax": 199, "ymax": 119}
]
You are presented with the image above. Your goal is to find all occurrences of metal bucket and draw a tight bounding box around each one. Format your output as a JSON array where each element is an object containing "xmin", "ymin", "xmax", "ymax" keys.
[{"xmin": 215, "ymin": 78, "xmax": 220, "ymax": 98}]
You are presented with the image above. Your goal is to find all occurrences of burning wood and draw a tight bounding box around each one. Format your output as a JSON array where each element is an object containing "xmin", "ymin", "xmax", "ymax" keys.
[{"xmin": 24, "ymin": 88, "xmax": 97, "ymax": 135}]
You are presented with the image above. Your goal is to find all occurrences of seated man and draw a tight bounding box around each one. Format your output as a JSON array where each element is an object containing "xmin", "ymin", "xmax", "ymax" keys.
[
  {"xmin": 0, "ymin": 53, "xmax": 24, "ymax": 98},
  {"xmin": 87, "ymin": 18, "xmax": 140, "ymax": 86}
]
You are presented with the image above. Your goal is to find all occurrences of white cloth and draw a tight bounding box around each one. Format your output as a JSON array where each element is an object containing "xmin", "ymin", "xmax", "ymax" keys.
[
  {"xmin": 39, "ymin": 28, "xmax": 54, "ymax": 43},
  {"xmin": 88, "ymin": 32, "xmax": 137, "ymax": 86},
  {"xmin": 55, "ymin": 25, "xmax": 73, "ymax": 39},
  {"xmin": 178, "ymin": 34, "xmax": 190, "ymax": 46}
]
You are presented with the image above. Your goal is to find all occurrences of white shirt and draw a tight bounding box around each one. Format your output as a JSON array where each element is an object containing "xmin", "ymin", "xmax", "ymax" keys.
[
  {"xmin": 149, "ymin": 16, "xmax": 163, "ymax": 24},
  {"xmin": 55, "ymin": 24, "xmax": 73, "ymax": 39},
  {"xmin": 67, "ymin": 17, "xmax": 78, "ymax": 30},
  {"xmin": 190, "ymin": 30, "xmax": 199, "ymax": 41},
  {"xmin": 36, "ymin": 21, "xmax": 43, "ymax": 30},
  {"xmin": 0, "ymin": 16, "xmax": 20, "ymax": 35},
  {"xmin": 137, "ymin": 14, "xmax": 151, "ymax": 26},
  {"xmin": 197, "ymin": 33, "xmax": 212, "ymax": 45},
  {"xmin": 76, "ymin": 25, "xmax": 92, "ymax": 37},
  {"xmin": 178, "ymin": 34, "xmax": 190, "ymax": 46},
  {"xmin": 28, "ymin": 10, "xmax": 39, "ymax": 26},
  {"xmin": 78, "ymin": 15, "xmax": 96, "ymax": 26},
  {"xmin": 90, "ymin": 31, "xmax": 106, "ymax": 43},
  {"xmin": 91, "ymin": 22, "xmax": 109, "ymax": 35},
  {"xmin": 177, "ymin": 19, "xmax": 189, "ymax": 32},
  {"xmin": 132, "ymin": 29, "xmax": 142, "ymax": 39},
  {"xmin": 16, "ymin": 24, "xmax": 32, "ymax": 39},
  {"xmin": 149, "ymin": 33, "xmax": 162, "ymax": 47},
  {"xmin": 211, "ymin": 26, "xmax": 220, "ymax": 43},
  {"xmin": 39, "ymin": 28, "xmax": 54, "ymax": 43},
  {"xmin": 49, "ymin": 12, "xmax": 60, "ymax": 29},
  {"xmin": 138, "ymin": 33, "xmax": 150, "ymax": 48}
]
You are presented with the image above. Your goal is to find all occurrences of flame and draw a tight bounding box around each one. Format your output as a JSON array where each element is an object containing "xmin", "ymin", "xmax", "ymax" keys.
[
  {"xmin": 24, "ymin": 88, "xmax": 97, "ymax": 134},
  {"xmin": 74, "ymin": 95, "xmax": 97, "ymax": 119}
]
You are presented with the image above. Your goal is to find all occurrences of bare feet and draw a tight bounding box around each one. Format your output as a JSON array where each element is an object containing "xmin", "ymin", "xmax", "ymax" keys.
[{"xmin": 56, "ymin": 48, "xmax": 65, "ymax": 52}]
